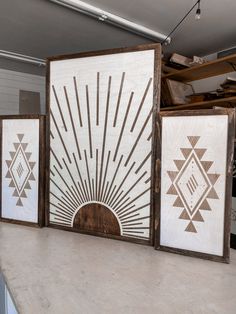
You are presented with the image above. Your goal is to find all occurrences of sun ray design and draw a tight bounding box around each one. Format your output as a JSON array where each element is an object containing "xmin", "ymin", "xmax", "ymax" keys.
[
  {"xmin": 167, "ymin": 136, "xmax": 220, "ymax": 233},
  {"xmin": 49, "ymin": 55, "xmax": 154, "ymax": 242},
  {"xmin": 5, "ymin": 133, "xmax": 36, "ymax": 207}
]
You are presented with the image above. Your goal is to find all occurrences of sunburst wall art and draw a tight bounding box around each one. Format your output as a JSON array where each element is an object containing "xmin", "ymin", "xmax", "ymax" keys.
[
  {"xmin": 1, "ymin": 119, "xmax": 40, "ymax": 223},
  {"xmin": 48, "ymin": 46, "xmax": 161, "ymax": 243},
  {"xmin": 159, "ymin": 113, "xmax": 231, "ymax": 258}
]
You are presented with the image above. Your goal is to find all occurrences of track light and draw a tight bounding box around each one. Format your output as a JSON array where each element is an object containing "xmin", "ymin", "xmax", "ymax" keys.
[
  {"xmin": 0, "ymin": 50, "xmax": 46, "ymax": 66},
  {"xmin": 195, "ymin": 0, "xmax": 201, "ymax": 20},
  {"xmin": 49, "ymin": 0, "xmax": 171, "ymax": 44}
]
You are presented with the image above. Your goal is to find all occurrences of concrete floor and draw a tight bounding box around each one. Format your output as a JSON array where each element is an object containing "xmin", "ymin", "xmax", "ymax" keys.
[{"xmin": 0, "ymin": 223, "xmax": 236, "ymax": 314}]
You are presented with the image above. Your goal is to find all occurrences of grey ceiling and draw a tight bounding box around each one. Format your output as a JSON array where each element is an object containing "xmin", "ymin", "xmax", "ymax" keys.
[{"xmin": 0, "ymin": 0, "xmax": 236, "ymax": 61}]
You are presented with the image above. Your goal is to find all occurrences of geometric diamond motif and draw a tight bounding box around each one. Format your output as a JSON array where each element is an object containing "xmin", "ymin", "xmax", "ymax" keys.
[
  {"xmin": 5, "ymin": 134, "xmax": 36, "ymax": 207},
  {"xmin": 167, "ymin": 136, "xmax": 220, "ymax": 233}
]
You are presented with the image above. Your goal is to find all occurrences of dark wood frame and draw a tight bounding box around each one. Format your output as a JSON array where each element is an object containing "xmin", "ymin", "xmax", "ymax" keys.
[
  {"xmin": 46, "ymin": 43, "xmax": 162, "ymax": 245},
  {"xmin": 155, "ymin": 108, "xmax": 235, "ymax": 262},
  {"xmin": 0, "ymin": 114, "xmax": 46, "ymax": 228}
]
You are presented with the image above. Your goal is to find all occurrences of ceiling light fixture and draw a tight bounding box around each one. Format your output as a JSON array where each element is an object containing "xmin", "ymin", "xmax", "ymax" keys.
[
  {"xmin": 0, "ymin": 50, "xmax": 46, "ymax": 66},
  {"xmin": 49, "ymin": 0, "xmax": 171, "ymax": 44},
  {"xmin": 195, "ymin": 0, "xmax": 201, "ymax": 20},
  {"xmin": 162, "ymin": 0, "xmax": 203, "ymax": 45}
]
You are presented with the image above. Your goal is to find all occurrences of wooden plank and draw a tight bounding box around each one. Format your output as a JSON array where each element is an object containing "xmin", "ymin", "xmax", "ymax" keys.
[
  {"xmin": 161, "ymin": 96, "xmax": 236, "ymax": 111},
  {"xmin": 163, "ymin": 54, "xmax": 236, "ymax": 82}
]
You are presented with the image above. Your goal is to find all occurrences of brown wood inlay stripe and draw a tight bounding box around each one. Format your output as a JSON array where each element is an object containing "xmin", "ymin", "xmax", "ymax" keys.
[
  {"xmin": 50, "ymin": 169, "xmax": 55, "ymax": 177},
  {"xmin": 125, "ymin": 108, "xmax": 153, "ymax": 167},
  {"xmin": 145, "ymin": 177, "xmax": 151, "ymax": 184},
  {"xmin": 76, "ymin": 180, "xmax": 87, "ymax": 203},
  {"xmin": 108, "ymin": 161, "xmax": 135, "ymax": 208},
  {"xmin": 113, "ymin": 197, "xmax": 131, "ymax": 213},
  {"xmin": 72, "ymin": 152, "xmax": 89, "ymax": 202},
  {"xmin": 100, "ymin": 150, "xmax": 111, "ymax": 201},
  {"xmin": 113, "ymin": 91, "xmax": 134, "ymax": 162},
  {"xmin": 52, "ymin": 85, "xmax": 68, "ymax": 131},
  {"xmin": 95, "ymin": 149, "xmax": 98, "ymax": 201},
  {"xmin": 50, "ymin": 203, "xmax": 72, "ymax": 221},
  {"xmin": 116, "ymin": 187, "xmax": 150, "ymax": 214},
  {"xmin": 64, "ymin": 86, "xmax": 82, "ymax": 160},
  {"xmin": 113, "ymin": 72, "xmax": 125, "ymax": 127},
  {"xmin": 135, "ymin": 152, "xmax": 152, "ymax": 174},
  {"xmin": 119, "ymin": 203, "xmax": 150, "ymax": 218},
  {"xmin": 50, "ymin": 212, "xmax": 71, "ymax": 223},
  {"xmin": 96, "ymin": 72, "xmax": 99, "ymax": 126},
  {"xmin": 122, "ymin": 222, "xmax": 143, "ymax": 227},
  {"xmin": 64, "ymin": 192, "xmax": 80, "ymax": 209},
  {"xmin": 109, "ymin": 190, "xmax": 124, "ymax": 208},
  {"xmin": 113, "ymin": 171, "xmax": 147, "ymax": 210},
  {"xmin": 50, "ymin": 221, "xmax": 70, "ymax": 227},
  {"xmin": 98, "ymin": 76, "xmax": 111, "ymax": 200},
  {"xmin": 50, "ymin": 179, "xmax": 78, "ymax": 208},
  {"xmin": 84, "ymin": 150, "xmax": 93, "ymax": 200},
  {"xmin": 50, "ymin": 109, "xmax": 72, "ymax": 163},
  {"xmin": 92, "ymin": 178, "xmax": 95, "ymax": 200},
  {"xmin": 53, "ymin": 165, "xmax": 79, "ymax": 206},
  {"xmin": 86, "ymin": 85, "xmax": 93, "ymax": 158},
  {"xmin": 84, "ymin": 180, "xmax": 90, "ymax": 201},
  {"xmin": 53, "ymin": 209, "xmax": 73, "ymax": 220},
  {"xmin": 123, "ymin": 227, "xmax": 149, "ymax": 230},
  {"xmin": 123, "ymin": 230, "xmax": 144, "ymax": 234},
  {"xmin": 102, "ymin": 181, "xmax": 109, "ymax": 203},
  {"xmin": 121, "ymin": 213, "xmax": 140, "ymax": 221},
  {"xmin": 71, "ymin": 185, "xmax": 83, "ymax": 205},
  {"xmin": 106, "ymin": 185, "xmax": 117, "ymax": 205},
  {"xmin": 147, "ymin": 132, "xmax": 152, "ymax": 141},
  {"xmin": 50, "ymin": 191, "xmax": 76, "ymax": 214},
  {"xmin": 50, "ymin": 148, "xmax": 63, "ymax": 169},
  {"xmin": 73, "ymin": 76, "xmax": 83, "ymax": 127},
  {"xmin": 103, "ymin": 155, "xmax": 123, "ymax": 204},
  {"xmin": 62, "ymin": 157, "xmax": 84, "ymax": 204},
  {"xmin": 130, "ymin": 78, "xmax": 152, "ymax": 132},
  {"xmin": 121, "ymin": 215, "xmax": 150, "ymax": 224}
]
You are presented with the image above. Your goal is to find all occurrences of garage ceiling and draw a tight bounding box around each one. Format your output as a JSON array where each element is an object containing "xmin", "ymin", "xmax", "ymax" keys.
[{"xmin": 0, "ymin": 0, "xmax": 236, "ymax": 60}]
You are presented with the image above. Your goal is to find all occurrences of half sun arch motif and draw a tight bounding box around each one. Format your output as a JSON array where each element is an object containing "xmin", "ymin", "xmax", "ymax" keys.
[
  {"xmin": 49, "ymin": 49, "xmax": 155, "ymax": 242},
  {"xmin": 167, "ymin": 136, "xmax": 220, "ymax": 233}
]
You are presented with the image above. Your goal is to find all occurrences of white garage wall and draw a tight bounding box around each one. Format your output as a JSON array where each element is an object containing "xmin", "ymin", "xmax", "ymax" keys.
[{"xmin": 0, "ymin": 68, "xmax": 45, "ymax": 114}]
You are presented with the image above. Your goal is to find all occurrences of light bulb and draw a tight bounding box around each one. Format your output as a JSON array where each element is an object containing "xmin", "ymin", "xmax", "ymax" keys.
[{"xmin": 195, "ymin": 8, "xmax": 201, "ymax": 20}]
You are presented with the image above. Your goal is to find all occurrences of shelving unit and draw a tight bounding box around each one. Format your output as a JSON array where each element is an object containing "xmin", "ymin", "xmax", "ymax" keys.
[{"xmin": 161, "ymin": 53, "xmax": 236, "ymax": 111}]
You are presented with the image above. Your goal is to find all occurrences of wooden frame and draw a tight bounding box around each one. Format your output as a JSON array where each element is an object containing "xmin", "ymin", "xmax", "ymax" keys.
[
  {"xmin": 46, "ymin": 43, "xmax": 162, "ymax": 245},
  {"xmin": 155, "ymin": 108, "xmax": 235, "ymax": 262},
  {"xmin": 0, "ymin": 114, "xmax": 46, "ymax": 228}
]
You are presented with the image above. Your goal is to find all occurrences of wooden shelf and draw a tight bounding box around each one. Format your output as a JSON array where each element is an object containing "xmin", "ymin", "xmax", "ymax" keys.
[
  {"xmin": 162, "ymin": 53, "xmax": 236, "ymax": 82},
  {"xmin": 161, "ymin": 96, "xmax": 236, "ymax": 111}
]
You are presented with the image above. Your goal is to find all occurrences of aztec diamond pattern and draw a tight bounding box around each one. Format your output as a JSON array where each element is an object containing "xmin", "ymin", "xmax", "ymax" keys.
[
  {"xmin": 167, "ymin": 136, "xmax": 220, "ymax": 233},
  {"xmin": 5, "ymin": 134, "xmax": 36, "ymax": 206}
]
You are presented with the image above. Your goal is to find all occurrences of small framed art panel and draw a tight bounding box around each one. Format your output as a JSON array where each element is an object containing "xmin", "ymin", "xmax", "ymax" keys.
[
  {"xmin": 0, "ymin": 115, "xmax": 45, "ymax": 227},
  {"xmin": 155, "ymin": 109, "xmax": 235, "ymax": 262},
  {"xmin": 46, "ymin": 44, "xmax": 161, "ymax": 244}
]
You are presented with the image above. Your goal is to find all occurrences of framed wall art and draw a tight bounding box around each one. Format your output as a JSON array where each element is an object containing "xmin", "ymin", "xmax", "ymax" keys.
[
  {"xmin": 0, "ymin": 115, "xmax": 45, "ymax": 227},
  {"xmin": 231, "ymin": 145, "xmax": 236, "ymax": 249},
  {"xmin": 155, "ymin": 109, "xmax": 235, "ymax": 262},
  {"xmin": 46, "ymin": 44, "xmax": 161, "ymax": 244}
]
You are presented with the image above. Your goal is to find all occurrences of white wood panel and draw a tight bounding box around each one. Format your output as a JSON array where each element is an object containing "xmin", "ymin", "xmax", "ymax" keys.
[
  {"xmin": 161, "ymin": 115, "xmax": 228, "ymax": 256},
  {"xmin": 49, "ymin": 49, "xmax": 155, "ymax": 241},
  {"xmin": 1, "ymin": 119, "xmax": 40, "ymax": 223}
]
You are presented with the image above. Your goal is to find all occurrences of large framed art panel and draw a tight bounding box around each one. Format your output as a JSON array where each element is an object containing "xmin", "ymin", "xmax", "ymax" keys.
[
  {"xmin": 155, "ymin": 109, "xmax": 235, "ymax": 262},
  {"xmin": 0, "ymin": 115, "xmax": 45, "ymax": 227},
  {"xmin": 46, "ymin": 44, "xmax": 161, "ymax": 244}
]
